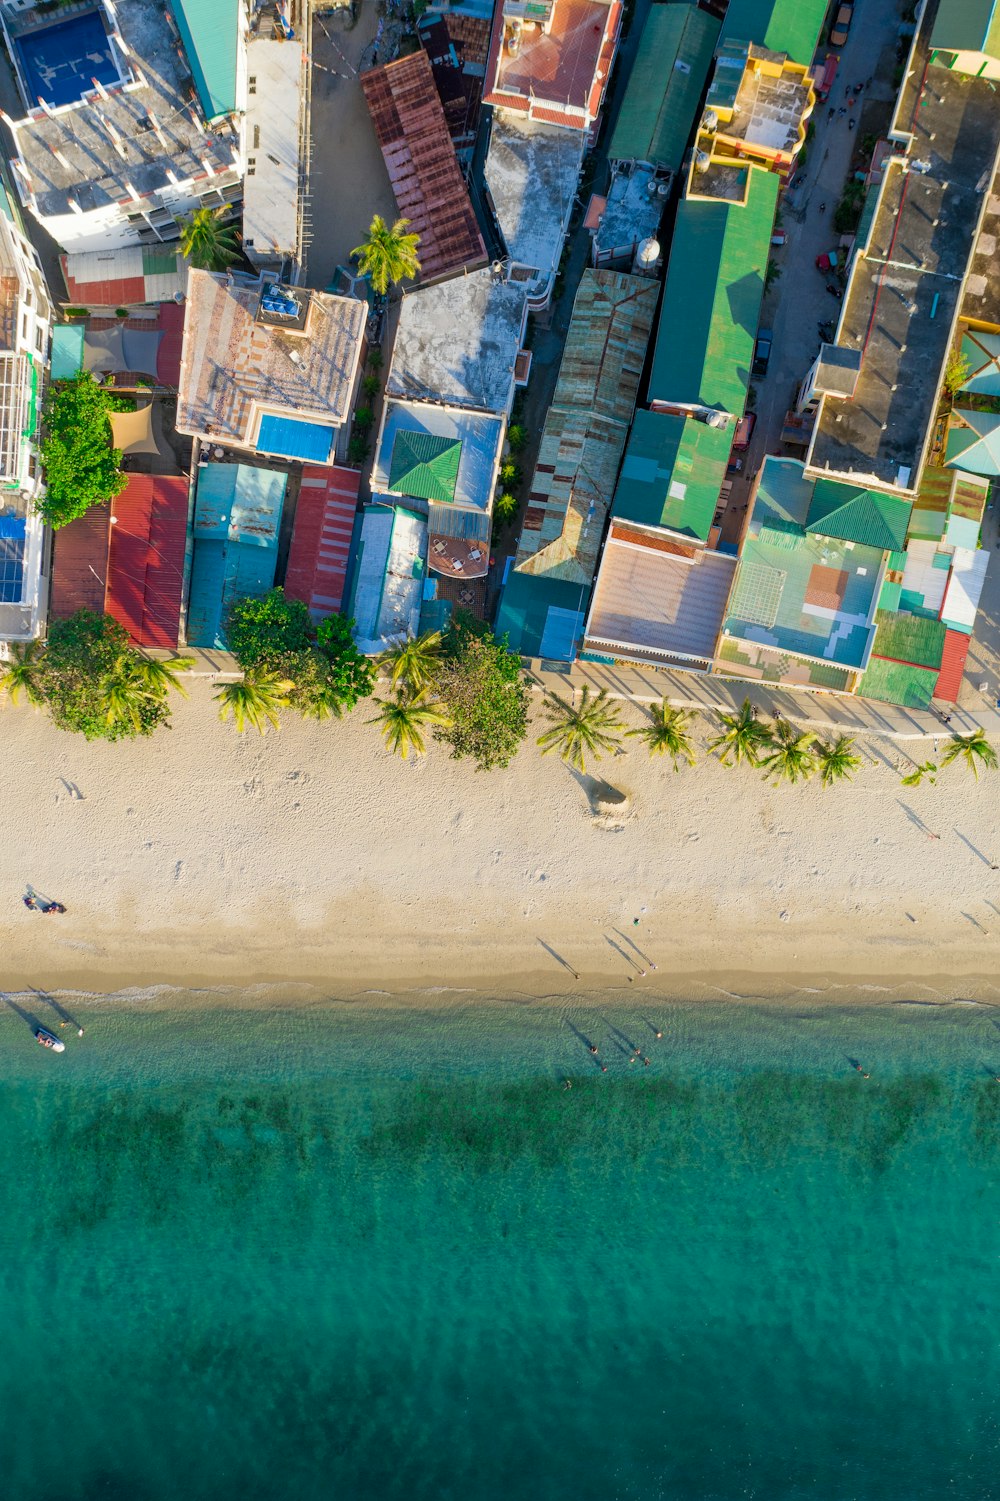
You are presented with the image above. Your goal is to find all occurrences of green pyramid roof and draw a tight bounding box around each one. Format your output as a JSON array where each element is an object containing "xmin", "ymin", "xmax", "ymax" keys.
[
  {"xmin": 806, "ymin": 479, "xmax": 911, "ymax": 552},
  {"xmin": 945, "ymin": 408, "xmax": 1000, "ymax": 478},
  {"xmin": 388, "ymin": 430, "xmax": 462, "ymax": 502}
]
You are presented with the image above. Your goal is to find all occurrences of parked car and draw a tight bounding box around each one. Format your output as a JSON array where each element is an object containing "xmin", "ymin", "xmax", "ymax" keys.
[
  {"xmin": 815, "ymin": 52, "xmax": 839, "ymax": 100},
  {"xmin": 830, "ymin": 1, "xmax": 853, "ymax": 47},
  {"xmin": 732, "ymin": 413, "xmax": 756, "ymax": 451},
  {"xmin": 752, "ymin": 331, "xmax": 772, "ymax": 378}
]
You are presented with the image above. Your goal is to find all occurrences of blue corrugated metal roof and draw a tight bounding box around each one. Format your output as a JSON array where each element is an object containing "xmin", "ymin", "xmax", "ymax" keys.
[
  {"xmin": 257, "ymin": 414, "xmax": 335, "ymax": 463},
  {"xmin": 194, "ymin": 464, "xmax": 287, "ymax": 545},
  {"xmin": 168, "ymin": 0, "xmax": 239, "ymax": 121}
]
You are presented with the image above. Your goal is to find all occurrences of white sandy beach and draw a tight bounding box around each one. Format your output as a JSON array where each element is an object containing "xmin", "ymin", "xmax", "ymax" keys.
[{"xmin": 1, "ymin": 679, "xmax": 999, "ymax": 1002}]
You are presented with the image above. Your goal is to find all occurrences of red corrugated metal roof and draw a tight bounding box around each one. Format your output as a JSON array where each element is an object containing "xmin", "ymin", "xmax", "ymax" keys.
[
  {"xmin": 361, "ymin": 51, "xmax": 486, "ymax": 285},
  {"xmin": 106, "ymin": 475, "xmax": 188, "ymax": 648},
  {"xmin": 934, "ymin": 627, "xmax": 970, "ymax": 704},
  {"xmin": 60, "ymin": 255, "xmax": 146, "ymax": 306},
  {"xmin": 49, "ymin": 504, "xmax": 111, "ymax": 619},
  {"xmin": 156, "ymin": 301, "xmax": 185, "ymax": 387},
  {"xmin": 283, "ymin": 464, "xmax": 359, "ymax": 619}
]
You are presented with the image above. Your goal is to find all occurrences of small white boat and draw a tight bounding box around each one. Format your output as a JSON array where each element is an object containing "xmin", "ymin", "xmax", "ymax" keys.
[{"xmin": 34, "ymin": 1027, "xmax": 65, "ymax": 1054}]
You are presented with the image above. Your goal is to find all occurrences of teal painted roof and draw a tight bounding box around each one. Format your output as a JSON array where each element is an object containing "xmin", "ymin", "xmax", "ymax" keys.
[
  {"xmin": 51, "ymin": 325, "xmax": 84, "ymax": 380},
  {"xmin": 609, "ymin": 4, "xmax": 721, "ymax": 172},
  {"xmin": 718, "ymin": 0, "xmax": 829, "ymax": 64},
  {"xmin": 612, "ymin": 409, "xmax": 730, "ymax": 541},
  {"xmin": 495, "ymin": 570, "xmax": 588, "ymax": 660},
  {"xmin": 960, "ymin": 331, "xmax": 1000, "ymax": 395},
  {"xmin": 649, "ymin": 169, "xmax": 779, "ymax": 415},
  {"xmin": 807, "ymin": 479, "xmax": 911, "ymax": 551},
  {"xmin": 753, "ymin": 455, "xmax": 813, "ymax": 529},
  {"xmin": 169, "ymin": 0, "xmax": 239, "ymax": 121},
  {"xmin": 946, "ymin": 408, "xmax": 1000, "ymax": 477},
  {"xmin": 931, "ymin": 0, "xmax": 1000, "ymax": 54}
]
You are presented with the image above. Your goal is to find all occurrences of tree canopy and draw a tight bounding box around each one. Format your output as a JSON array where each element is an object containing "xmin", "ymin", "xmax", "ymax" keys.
[
  {"xmin": 351, "ymin": 215, "xmax": 421, "ymax": 295},
  {"xmin": 434, "ymin": 617, "xmax": 529, "ymax": 771},
  {"xmin": 178, "ymin": 206, "xmax": 240, "ymax": 271},
  {"xmin": 23, "ymin": 610, "xmax": 187, "ymax": 740},
  {"xmin": 225, "ymin": 589, "xmax": 375, "ymax": 724},
  {"xmin": 38, "ymin": 374, "xmax": 128, "ymax": 529}
]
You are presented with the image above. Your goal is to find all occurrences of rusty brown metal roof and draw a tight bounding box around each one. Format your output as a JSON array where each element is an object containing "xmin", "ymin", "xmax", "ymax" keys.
[
  {"xmin": 49, "ymin": 503, "xmax": 111, "ymax": 621},
  {"xmin": 361, "ymin": 51, "xmax": 486, "ymax": 286}
]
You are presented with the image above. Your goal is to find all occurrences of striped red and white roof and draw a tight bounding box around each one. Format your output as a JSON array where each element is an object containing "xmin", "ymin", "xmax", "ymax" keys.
[{"xmin": 283, "ymin": 465, "xmax": 360, "ymax": 620}]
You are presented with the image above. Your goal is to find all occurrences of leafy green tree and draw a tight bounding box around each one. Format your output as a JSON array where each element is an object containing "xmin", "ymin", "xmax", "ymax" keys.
[
  {"xmin": 178, "ymin": 206, "xmax": 240, "ymax": 271},
  {"xmin": 760, "ymin": 718, "xmax": 817, "ymax": 784},
  {"xmin": 627, "ymin": 699, "xmax": 696, "ymax": 769},
  {"xmin": 352, "ymin": 214, "xmax": 421, "ymax": 295},
  {"xmin": 709, "ymin": 698, "xmax": 770, "ymax": 767},
  {"xmin": 943, "ymin": 349, "xmax": 971, "ymax": 397},
  {"xmin": 38, "ymin": 374, "xmax": 127, "ymax": 528},
  {"xmin": 368, "ymin": 687, "xmax": 452, "ymax": 759},
  {"xmin": 499, "ymin": 459, "xmax": 522, "ymax": 487},
  {"xmin": 506, "ymin": 424, "xmax": 527, "ymax": 454},
  {"xmin": 381, "ymin": 629, "xmax": 443, "ymax": 693},
  {"xmin": 0, "ymin": 640, "xmax": 46, "ymax": 705},
  {"xmin": 226, "ymin": 588, "xmax": 314, "ymax": 669},
  {"xmin": 39, "ymin": 611, "xmax": 176, "ymax": 740},
  {"xmin": 362, "ymin": 374, "xmax": 381, "ymax": 400},
  {"xmin": 434, "ymin": 623, "xmax": 529, "ymax": 771},
  {"xmin": 900, "ymin": 760, "xmax": 937, "ymax": 787},
  {"xmin": 314, "ymin": 613, "xmax": 376, "ymax": 711},
  {"xmin": 814, "ymin": 734, "xmax": 862, "ymax": 786},
  {"xmin": 536, "ymin": 686, "xmax": 625, "ymax": 773},
  {"xmin": 941, "ymin": 728, "xmax": 998, "ymax": 780},
  {"xmin": 215, "ymin": 672, "xmax": 293, "ymax": 734}
]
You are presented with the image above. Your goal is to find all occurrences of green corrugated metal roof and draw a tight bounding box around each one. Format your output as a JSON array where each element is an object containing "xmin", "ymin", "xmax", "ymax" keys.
[
  {"xmin": 872, "ymin": 608, "xmax": 946, "ymax": 670},
  {"xmin": 858, "ymin": 656, "xmax": 938, "ymax": 709},
  {"xmin": 807, "ymin": 479, "xmax": 911, "ymax": 551},
  {"xmin": 612, "ymin": 409, "xmax": 730, "ymax": 541},
  {"xmin": 649, "ymin": 169, "xmax": 779, "ymax": 415},
  {"xmin": 930, "ymin": 0, "xmax": 998, "ymax": 54},
  {"xmin": 388, "ymin": 430, "xmax": 462, "ymax": 502},
  {"xmin": 168, "ymin": 0, "xmax": 239, "ymax": 122},
  {"xmin": 609, "ymin": 4, "xmax": 721, "ymax": 171},
  {"xmin": 718, "ymin": 0, "xmax": 829, "ymax": 64},
  {"xmin": 753, "ymin": 456, "xmax": 813, "ymax": 529}
]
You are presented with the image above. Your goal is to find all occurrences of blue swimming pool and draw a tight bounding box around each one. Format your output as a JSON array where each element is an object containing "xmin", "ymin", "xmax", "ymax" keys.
[{"xmin": 15, "ymin": 9, "xmax": 120, "ymax": 110}]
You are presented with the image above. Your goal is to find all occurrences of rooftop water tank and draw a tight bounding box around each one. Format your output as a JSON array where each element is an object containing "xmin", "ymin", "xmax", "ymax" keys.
[{"xmin": 635, "ymin": 238, "xmax": 660, "ymax": 269}]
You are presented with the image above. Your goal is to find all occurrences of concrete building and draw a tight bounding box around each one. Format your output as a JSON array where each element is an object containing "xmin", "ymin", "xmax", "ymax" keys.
[
  {"xmin": 387, "ymin": 269, "xmax": 529, "ymax": 419},
  {"xmin": 697, "ymin": 40, "xmax": 815, "ymax": 184},
  {"xmin": 176, "ymin": 269, "xmax": 365, "ymax": 464},
  {"xmin": 484, "ymin": 115, "xmax": 585, "ymax": 308},
  {"xmin": 348, "ymin": 504, "xmax": 428, "ymax": 656},
  {"xmin": 484, "ymin": 0, "xmax": 622, "ymax": 136},
  {"xmin": 0, "ymin": 164, "xmax": 52, "ymax": 646},
  {"xmin": 2, "ymin": 0, "xmax": 245, "ymax": 252},
  {"xmin": 243, "ymin": 21, "xmax": 307, "ymax": 277}
]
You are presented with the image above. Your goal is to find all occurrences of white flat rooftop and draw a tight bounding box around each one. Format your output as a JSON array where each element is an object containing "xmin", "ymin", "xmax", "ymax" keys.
[{"xmin": 243, "ymin": 38, "xmax": 303, "ymax": 262}]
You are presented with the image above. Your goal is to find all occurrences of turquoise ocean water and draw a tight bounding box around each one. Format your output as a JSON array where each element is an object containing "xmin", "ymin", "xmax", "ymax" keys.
[{"xmin": 2, "ymin": 991, "xmax": 999, "ymax": 1500}]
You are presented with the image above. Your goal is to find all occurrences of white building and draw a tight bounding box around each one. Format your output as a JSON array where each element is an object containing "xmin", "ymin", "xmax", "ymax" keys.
[
  {"xmin": 1, "ymin": 0, "xmax": 245, "ymax": 252},
  {"xmin": 0, "ymin": 164, "xmax": 52, "ymax": 643}
]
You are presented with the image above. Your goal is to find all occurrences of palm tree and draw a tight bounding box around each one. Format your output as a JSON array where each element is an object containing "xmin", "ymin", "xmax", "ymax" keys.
[
  {"xmin": 0, "ymin": 640, "xmax": 46, "ymax": 706},
  {"xmin": 103, "ymin": 673, "xmax": 154, "ymax": 734},
  {"xmin": 299, "ymin": 681, "xmax": 346, "ymax": 722},
  {"xmin": 178, "ymin": 206, "xmax": 240, "ymax": 271},
  {"xmin": 760, "ymin": 718, "xmax": 817, "ymax": 784},
  {"xmin": 708, "ymin": 697, "xmax": 770, "ymax": 767},
  {"xmin": 351, "ymin": 215, "xmax": 421, "ymax": 295},
  {"xmin": 900, "ymin": 760, "xmax": 937, "ymax": 787},
  {"xmin": 626, "ymin": 699, "xmax": 696, "ymax": 770},
  {"xmin": 215, "ymin": 672, "xmax": 293, "ymax": 735},
  {"xmin": 381, "ymin": 630, "xmax": 443, "ymax": 694},
  {"xmin": 814, "ymin": 734, "xmax": 862, "ymax": 787},
  {"xmin": 536, "ymin": 687, "xmax": 625, "ymax": 774},
  {"xmin": 368, "ymin": 687, "xmax": 452, "ymax": 759},
  {"xmin": 126, "ymin": 653, "xmax": 195, "ymax": 699},
  {"xmin": 941, "ymin": 728, "xmax": 999, "ymax": 780}
]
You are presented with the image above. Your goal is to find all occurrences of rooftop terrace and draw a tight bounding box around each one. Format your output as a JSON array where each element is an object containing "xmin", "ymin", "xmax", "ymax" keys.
[
  {"xmin": 485, "ymin": 0, "xmax": 620, "ymax": 129},
  {"xmin": 485, "ymin": 115, "xmax": 585, "ymax": 299},
  {"xmin": 387, "ymin": 269, "xmax": 527, "ymax": 416},
  {"xmin": 177, "ymin": 270, "xmax": 365, "ymax": 453},
  {"xmin": 7, "ymin": 0, "xmax": 240, "ymax": 225},
  {"xmin": 243, "ymin": 38, "xmax": 303, "ymax": 264},
  {"xmin": 722, "ymin": 458, "xmax": 885, "ymax": 671},
  {"xmin": 807, "ymin": 36, "xmax": 1000, "ymax": 491}
]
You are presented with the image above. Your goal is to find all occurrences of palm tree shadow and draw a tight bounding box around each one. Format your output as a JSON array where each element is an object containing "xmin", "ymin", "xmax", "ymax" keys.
[{"xmin": 1, "ymin": 992, "xmax": 42, "ymax": 1035}]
